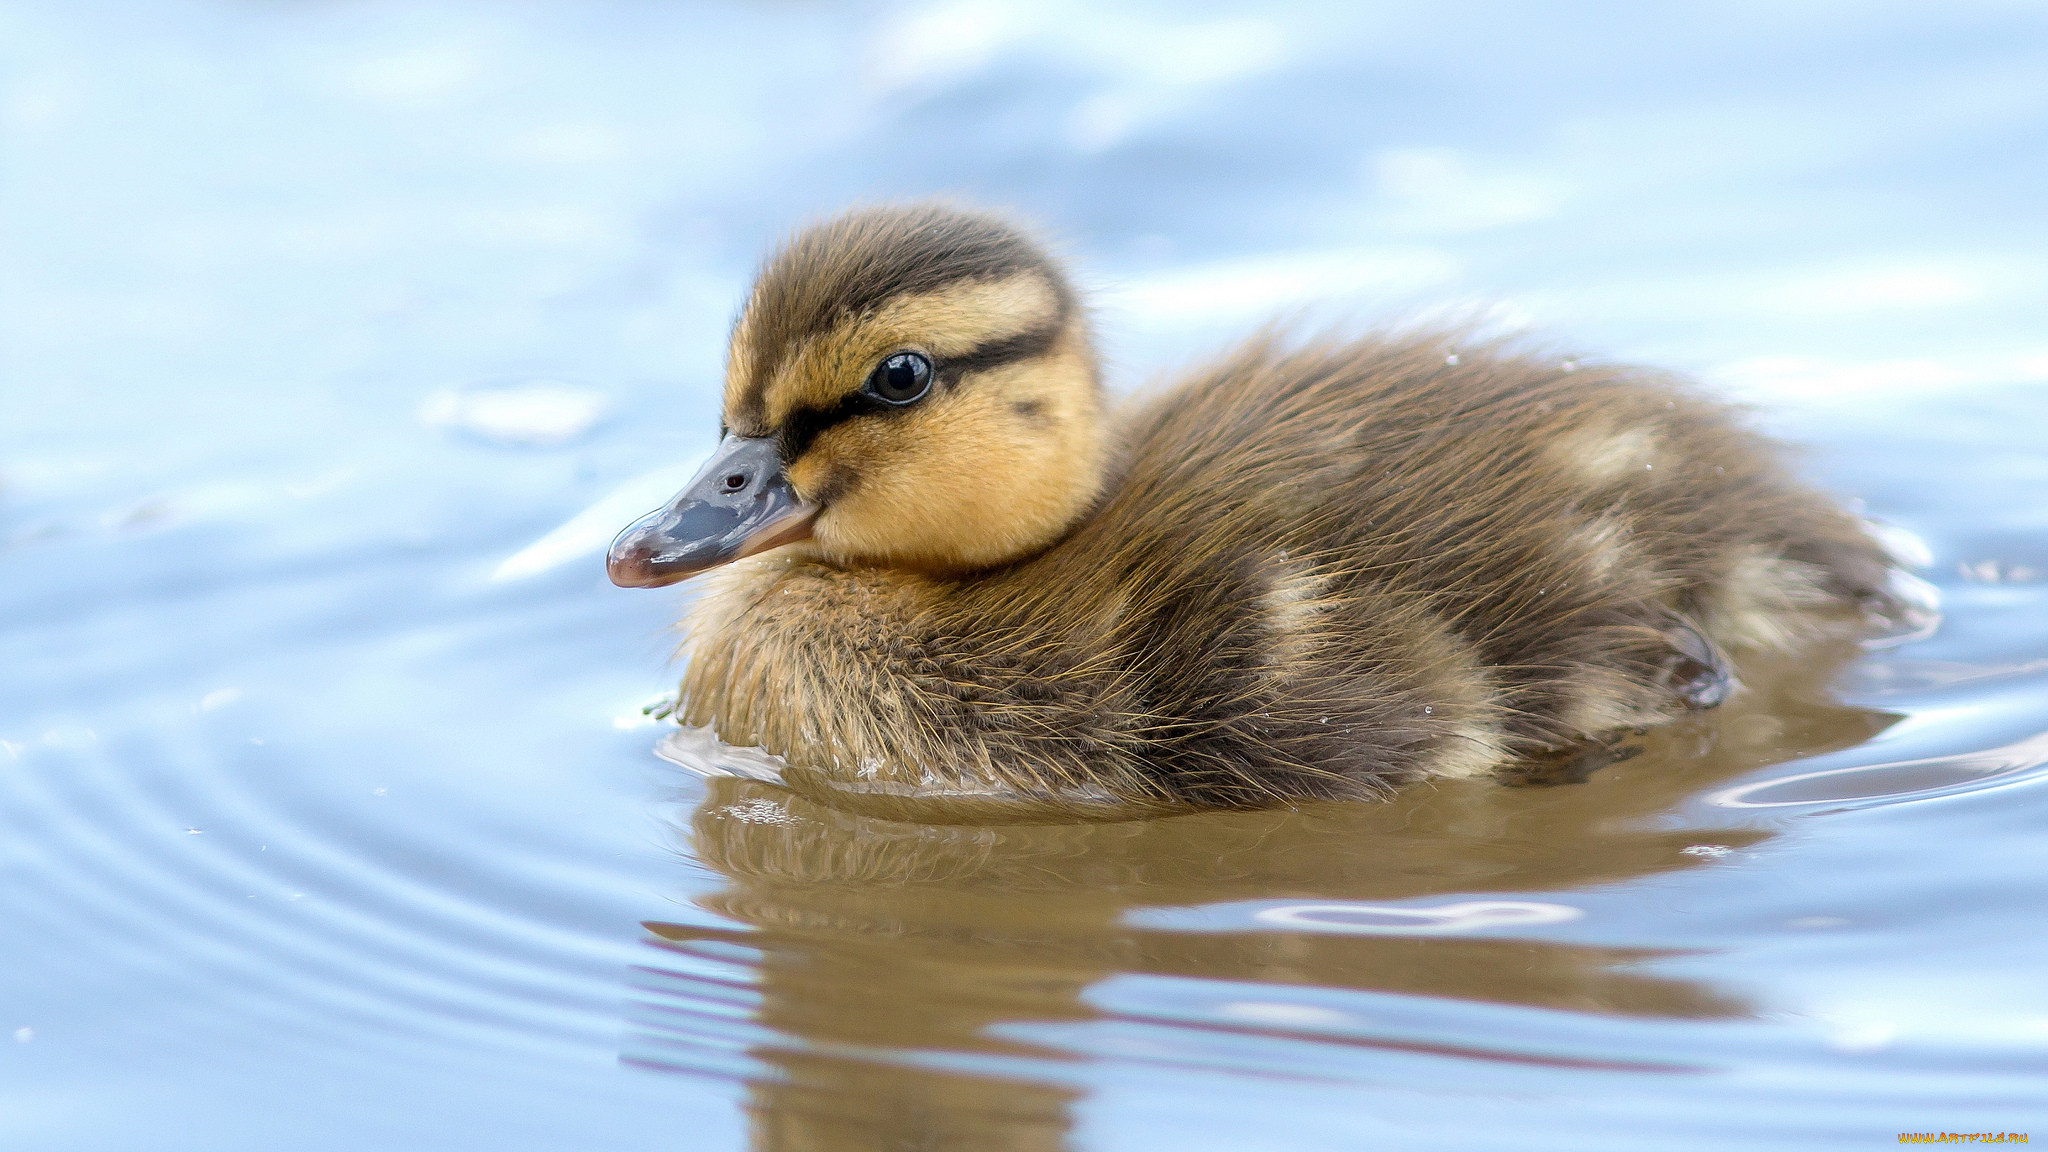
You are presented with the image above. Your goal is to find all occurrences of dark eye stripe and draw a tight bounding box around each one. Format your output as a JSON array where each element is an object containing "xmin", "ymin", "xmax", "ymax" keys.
[
  {"xmin": 778, "ymin": 390, "xmax": 883, "ymax": 464},
  {"xmin": 773, "ymin": 322, "xmax": 1065, "ymax": 463},
  {"xmin": 945, "ymin": 321, "xmax": 1061, "ymax": 377}
]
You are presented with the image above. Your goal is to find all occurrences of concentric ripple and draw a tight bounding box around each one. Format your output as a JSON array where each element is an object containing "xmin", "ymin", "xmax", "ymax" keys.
[{"xmin": 1, "ymin": 693, "xmax": 666, "ymax": 1077}]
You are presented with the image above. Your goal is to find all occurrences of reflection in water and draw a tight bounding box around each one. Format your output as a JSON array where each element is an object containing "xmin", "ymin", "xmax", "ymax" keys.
[{"xmin": 632, "ymin": 648, "xmax": 1896, "ymax": 1149}]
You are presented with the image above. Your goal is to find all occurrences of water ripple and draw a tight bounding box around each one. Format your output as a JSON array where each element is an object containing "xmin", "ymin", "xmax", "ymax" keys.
[
  {"xmin": 3, "ymin": 726, "xmax": 638, "ymax": 1061},
  {"xmin": 1708, "ymin": 728, "xmax": 2048, "ymax": 809}
]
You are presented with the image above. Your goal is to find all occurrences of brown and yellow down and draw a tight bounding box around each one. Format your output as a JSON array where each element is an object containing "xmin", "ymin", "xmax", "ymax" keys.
[{"xmin": 649, "ymin": 204, "xmax": 1903, "ymax": 811}]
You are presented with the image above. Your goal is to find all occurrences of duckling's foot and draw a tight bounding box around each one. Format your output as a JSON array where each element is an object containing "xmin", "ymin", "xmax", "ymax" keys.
[
  {"xmin": 1860, "ymin": 568, "xmax": 1943, "ymax": 649},
  {"xmin": 1655, "ymin": 617, "xmax": 1733, "ymax": 710}
]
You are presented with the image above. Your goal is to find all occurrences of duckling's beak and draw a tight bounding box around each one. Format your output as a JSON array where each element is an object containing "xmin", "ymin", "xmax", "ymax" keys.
[{"xmin": 607, "ymin": 434, "xmax": 817, "ymax": 588}]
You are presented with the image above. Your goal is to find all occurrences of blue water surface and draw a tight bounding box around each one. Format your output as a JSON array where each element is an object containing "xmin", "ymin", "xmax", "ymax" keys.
[{"xmin": 3, "ymin": 3, "xmax": 2046, "ymax": 1149}]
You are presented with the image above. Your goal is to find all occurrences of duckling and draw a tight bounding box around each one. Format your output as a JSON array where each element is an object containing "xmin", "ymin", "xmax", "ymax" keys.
[{"xmin": 609, "ymin": 203, "xmax": 1910, "ymax": 811}]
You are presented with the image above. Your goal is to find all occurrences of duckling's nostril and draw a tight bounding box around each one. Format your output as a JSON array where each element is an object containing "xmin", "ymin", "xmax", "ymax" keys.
[{"xmin": 722, "ymin": 473, "xmax": 749, "ymax": 492}]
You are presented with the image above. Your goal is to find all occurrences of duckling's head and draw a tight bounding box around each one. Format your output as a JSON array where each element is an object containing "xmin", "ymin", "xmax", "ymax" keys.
[{"xmin": 609, "ymin": 203, "xmax": 1105, "ymax": 587}]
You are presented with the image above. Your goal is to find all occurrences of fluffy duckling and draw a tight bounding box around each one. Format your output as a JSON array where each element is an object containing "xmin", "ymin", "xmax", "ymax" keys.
[{"xmin": 610, "ymin": 204, "xmax": 1908, "ymax": 811}]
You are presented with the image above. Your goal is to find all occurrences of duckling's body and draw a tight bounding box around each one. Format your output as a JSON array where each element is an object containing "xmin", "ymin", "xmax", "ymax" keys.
[{"xmin": 613, "ymin": 205, "xmax": 1904, "ymax": 810}]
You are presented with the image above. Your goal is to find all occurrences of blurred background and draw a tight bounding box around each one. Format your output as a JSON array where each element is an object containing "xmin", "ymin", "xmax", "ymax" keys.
[{"xmin": 3, "ymin": 2, "xmax": 2046, "ymax": 1149}]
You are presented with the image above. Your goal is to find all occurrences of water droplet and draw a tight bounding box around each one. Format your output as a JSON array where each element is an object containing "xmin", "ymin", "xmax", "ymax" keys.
[
  {"xmin": 1681, "ymin": 844, "xmax": 1732, "ymax": 859},
  {"xmin": 1444, "ymin": 353, "xmax": 1460, "ymax": 365}
]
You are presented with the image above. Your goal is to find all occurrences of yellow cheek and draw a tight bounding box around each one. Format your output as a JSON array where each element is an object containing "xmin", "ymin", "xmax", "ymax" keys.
[
  {"xmin": 786, "ymin": 435, "xmax": 862, "ymax": 505},
  {"xmin": 804, "ymin": 340, "xmax": 1103, "ymax": 571}
]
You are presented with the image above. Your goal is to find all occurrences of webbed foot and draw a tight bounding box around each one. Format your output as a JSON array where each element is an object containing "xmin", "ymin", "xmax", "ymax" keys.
[{"xmin": 1655, "ymin": 616, "xmax": 1732, "ymax": 710}]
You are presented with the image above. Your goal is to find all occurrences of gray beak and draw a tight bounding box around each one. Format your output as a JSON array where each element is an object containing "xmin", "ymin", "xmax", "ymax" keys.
[{"xmin": 607, "ymin": 434, "xmax": 817, "ymax": 588}]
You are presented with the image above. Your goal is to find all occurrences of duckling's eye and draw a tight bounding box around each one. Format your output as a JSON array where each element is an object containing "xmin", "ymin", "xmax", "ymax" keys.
[{"xmin": 864, "ymin": 352, "xmax": 933, "ymax": 406}]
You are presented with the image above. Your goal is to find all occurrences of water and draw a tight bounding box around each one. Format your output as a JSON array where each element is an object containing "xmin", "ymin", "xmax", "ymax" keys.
[{"xmin": 3, "ymin": 2, "xmax": 2046, "ymax": 1148}]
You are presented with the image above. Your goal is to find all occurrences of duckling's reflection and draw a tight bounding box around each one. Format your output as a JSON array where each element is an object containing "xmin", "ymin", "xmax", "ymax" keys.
[{"xmin": 634, "ymin": 648, "xmax": 1895, "ymax": 1151}]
